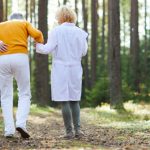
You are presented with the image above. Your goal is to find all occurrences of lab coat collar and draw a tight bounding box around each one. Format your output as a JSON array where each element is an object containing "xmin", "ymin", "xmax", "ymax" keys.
[{"xmin": 61, "ymin": 22, "xmax": 75, "ymax": 26}]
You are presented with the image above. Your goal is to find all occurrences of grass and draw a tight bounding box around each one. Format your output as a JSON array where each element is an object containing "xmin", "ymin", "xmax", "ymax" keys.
[
  {"xmin": 82, "ymin": 101, "xmax": 150, "ymax": 132},
  {"xmin": 30, "ymin": 104, "xmax": 56, "ymax": 116}
]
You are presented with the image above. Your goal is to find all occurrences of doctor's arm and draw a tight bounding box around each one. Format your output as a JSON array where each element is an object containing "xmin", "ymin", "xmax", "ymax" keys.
[{"xmin": 36, "ymin": 30, "xmax": 57, "ymax": 54}]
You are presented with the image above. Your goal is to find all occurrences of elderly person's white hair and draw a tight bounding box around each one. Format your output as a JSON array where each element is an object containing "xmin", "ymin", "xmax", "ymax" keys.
[
  {"xmin": 9, "ymin": 12, "xmax": 24, "ymax": 20},
  {"xmin": 55, "ymin": 6, "xmax": 77, "ymax": 24}
]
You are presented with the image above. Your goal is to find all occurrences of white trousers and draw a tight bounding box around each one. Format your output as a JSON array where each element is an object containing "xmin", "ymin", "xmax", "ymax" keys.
[{"xmin": 0, "ymin": 54, "xmax": 31, "ymax": 135}]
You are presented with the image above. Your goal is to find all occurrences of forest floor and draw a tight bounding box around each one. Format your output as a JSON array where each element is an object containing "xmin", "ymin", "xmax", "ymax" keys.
[{"xmin": 0, "ymin": 101, "xmax": 150, "ymax": 150}]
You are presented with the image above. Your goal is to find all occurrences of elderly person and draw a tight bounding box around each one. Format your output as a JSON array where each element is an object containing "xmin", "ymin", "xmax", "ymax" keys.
[
  {"xmin": 36, "ymin": 6, "xmax": 88, "ymax": 139},
  {"xmin": 0, "ymin": 13, "xmax": 43, "ymax": 138}
]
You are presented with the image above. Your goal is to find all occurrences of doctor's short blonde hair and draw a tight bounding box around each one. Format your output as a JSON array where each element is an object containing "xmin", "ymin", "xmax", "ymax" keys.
[{"xmin": 55, "ymin": 6, "xmax": 77, "ymax": 24}]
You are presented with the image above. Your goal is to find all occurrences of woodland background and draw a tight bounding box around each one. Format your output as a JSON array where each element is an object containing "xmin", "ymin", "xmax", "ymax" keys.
[
  {"xmin": 1, "ymin": 1, "xmax": 150, "ymax": 149},
  {"xmin": 0, "ymin": 0, "xmax": 150, "ymax": 109}
]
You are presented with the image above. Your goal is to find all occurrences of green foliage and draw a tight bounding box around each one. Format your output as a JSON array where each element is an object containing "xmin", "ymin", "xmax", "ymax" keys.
[
  {"xmin": 85, "ymin": 77, "xmax": 109, "ymax": 107},
  {"xmin": 122, "ymin": 82, "xmax": 150, "ymax": 103}
]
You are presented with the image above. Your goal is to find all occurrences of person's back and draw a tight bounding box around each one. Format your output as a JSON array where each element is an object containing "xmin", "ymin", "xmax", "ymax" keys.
[
  {"xmin": 52, "ymin": 23, "xmax": 87, "ymax": 64},
  {"xmin": 0, "ymin": 20, "xmax": 43, "ymax": 55}
]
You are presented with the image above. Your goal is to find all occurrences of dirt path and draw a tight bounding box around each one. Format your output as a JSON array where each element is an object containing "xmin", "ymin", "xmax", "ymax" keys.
[{"xmin": 0, "ymin": 109, "xmax": 150, "ymax": 150}]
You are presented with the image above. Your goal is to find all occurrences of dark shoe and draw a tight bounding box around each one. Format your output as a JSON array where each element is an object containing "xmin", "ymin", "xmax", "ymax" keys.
[
  {"xmin": 5, "ymin": 134, "xmax": 14, "ymax": 138},
  {"xmin": 75, "ymin": 130, "xmax": 84, "ymax": 138},
  {"xmin": 63, "ymin": 132, "xmax": 74, "ymax": 140},
  {"xmin": 16, "ymin": 127, "xmax": 30, "ymax": 139}
]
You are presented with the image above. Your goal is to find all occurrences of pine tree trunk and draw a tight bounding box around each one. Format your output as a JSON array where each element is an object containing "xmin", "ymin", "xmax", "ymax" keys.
[
  {"xmin": 58, "ymin": 0, "xmax": 60, "ymax": 6},
  {"xmin": 63, "ymin": 0, "xmax": 68, "ymax": 4},
  {"xmin": 3, "ymin": 0, "xmax": 7, "ymax": 21},
  {"xmin": 25, "ymin": 0, "xmax": 28, "ymax": 20},
  {"xmin": 130, "ymin": 0, "xmax": 140, "ymax": 92},
  {"xmin": 91, "ymin": 0, "xmax": 98, "ymax": 87},
  {"xmin": 144, "ymin": 0, "xmax": 148, "ymax": 85},
  {"xmin": 0, "ymin": 0, "xmax": 3, "ymax": 22},
  {"xmin": 144, "ymin": 0, "xmax": 147, "ymax": 54},
  {"xmin": 34, "ymin": 0, "xmax": 50, "ymax": 106},
  {"xmin": 101, "ymin": 0, "xmax": 105, "ymax": 62},
  {"xmin": 75, "ymin": 0, "xmax": 78, "ymax": 26},
  {"xmin": 108, "ymin": 0, "xmax": 123, "ymax": 109},
  {"xmin": 100, "ymin": 0, "xmax": 106, "ymax": 68},
  {"xmin": 82, "ymin": 0, "xmax": 90, "ymax": 99}
]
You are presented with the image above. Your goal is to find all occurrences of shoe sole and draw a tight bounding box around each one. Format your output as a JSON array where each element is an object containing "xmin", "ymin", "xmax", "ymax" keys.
[
  {"xmin": 75, "ymin": 134, "xmax": 84, "ymax": 139},
  {"xmin": 16, "ymin": 127, "xmax": 30, "ymax": 139},
  {"xmin": 5, "ymin": 135, "xmax": 14, "ymax": 138},
  {"xmin": 63, "ymin": 136, "xmax": 74, "ymax": 140}
]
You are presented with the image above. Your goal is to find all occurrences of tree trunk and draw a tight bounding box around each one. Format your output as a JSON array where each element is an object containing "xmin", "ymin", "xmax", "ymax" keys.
[
  {"xmin": 0, "ymin": 0, "xmax": 3, "ymax": 22},
  {"xmin": 25, "ymin": 0, "xmax": 28, "ymax": 20},
  {"xmin": 58, "ymin": 0, "xmax": 60, "ymax": 6},
  {"xmin": 91, "ymin": 0, "xmax": 98, "ymax": 87},
  {"xmin": 34, "ymin": 0, "xmax": 50, "ymax": 106},
  {"xmin": 108, "ymin": 0, "xmax": 122, "ymax": 109},
  {"xmin": 63, "ymin": 0, "xmax": 68, "ymax": 4},
  {"xmin": 130, "ymin": 0, "xmax": 140, "ymax": 92},
  {"xmin": 144, "ymin": 0, "xmax": 148, "ymax": 85},
  {"xmin": 3, "ymin": 0, "xmax": 7, "ymax": 21},
  {"xmin": 75, "ymin": 0, "xmax": 78, "ymax": 26},
  {"xmin": 82, "ymin": 0, "xmax": 90, "ymax": 99},
  {"xmin": 101, "ymin": 0, "xmax": 106, "ymax": 67},
  {"xmin": 144, "ymin": 0, "xmax": 147, "ymax": 54},
  {"xmin": 122, "ymin": 1, "xmax": 127, "ymax": 54}
]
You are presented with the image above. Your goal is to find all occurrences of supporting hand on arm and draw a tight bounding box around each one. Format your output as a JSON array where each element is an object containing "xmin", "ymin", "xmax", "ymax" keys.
[
  {"xmin": 36, "ymin": 29, "xmax": 57, "ymax": 54},
  {"xmin": 0, "ymin": 41, "xmax": 8, "ymax": 52}
]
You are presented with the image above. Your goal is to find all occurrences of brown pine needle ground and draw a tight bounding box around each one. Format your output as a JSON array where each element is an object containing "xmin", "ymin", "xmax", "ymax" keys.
[{"xmin": 0, "ymin": 101, "xmax": 150, "ymax": 150}]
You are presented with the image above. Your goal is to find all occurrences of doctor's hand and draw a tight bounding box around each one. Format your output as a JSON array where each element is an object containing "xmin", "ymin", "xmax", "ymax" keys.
[
  {"xmin": 34, "ymin": 41, "xmax": 37, "ymax": 48},
  {"xmin": 0, "ymin": 41, "xmax": 8, "ymax": 52}
]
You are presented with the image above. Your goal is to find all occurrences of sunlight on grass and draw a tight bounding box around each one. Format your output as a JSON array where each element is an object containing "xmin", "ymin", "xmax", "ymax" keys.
[
  {"xmin": 30, "ymin": 104, "xmax": 57, "ymax": 116},
  {"xmin": 124, "ymin": 101, "xmax": 150, "ymax": 119},
  {"xmin": 82, "ymin": 101, "xmax": 150, "ymax": 131}
]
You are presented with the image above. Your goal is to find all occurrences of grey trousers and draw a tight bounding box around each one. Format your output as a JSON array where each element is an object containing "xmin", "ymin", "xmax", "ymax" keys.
[{"xmin": 61, "ymin": 101, "xmax": 80, "ymax": 134}]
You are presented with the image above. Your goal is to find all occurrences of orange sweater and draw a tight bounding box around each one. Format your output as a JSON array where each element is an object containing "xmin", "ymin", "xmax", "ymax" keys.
[{"xmin": 0, "ymin": 20, "xmax": 44, "ymax": 55}]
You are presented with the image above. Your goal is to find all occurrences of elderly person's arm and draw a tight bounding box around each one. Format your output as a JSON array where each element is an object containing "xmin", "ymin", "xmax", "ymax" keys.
[
  {"xmin": 26, "ymin": 21, "xmax": 44, "ymax": 43},
  {"xmin": 36, "ymin": 29, "xmax": 57, "ymax": 54},
  {"xmin": 9, "ymin": 13, "xmax": 44, "ymax": 44},
  {"xmin": 0, "ymin": 41, "xmax": 7, "ymax": 52}
]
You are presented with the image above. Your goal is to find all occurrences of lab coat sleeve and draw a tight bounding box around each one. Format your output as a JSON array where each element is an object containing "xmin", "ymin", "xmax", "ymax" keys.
[
  {"xmin": 82, "ymin": 32, "xmax": 88, "ymax": 57},
  {"xmin": 36, "ymin": 29, "xmax": 57, "ymax": 54}
]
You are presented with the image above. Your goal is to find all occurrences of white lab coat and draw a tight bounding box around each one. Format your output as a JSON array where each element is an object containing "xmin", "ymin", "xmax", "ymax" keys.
[{"xmin": 36, "ymin": 22, "xmax": 88, "ymax": 101}]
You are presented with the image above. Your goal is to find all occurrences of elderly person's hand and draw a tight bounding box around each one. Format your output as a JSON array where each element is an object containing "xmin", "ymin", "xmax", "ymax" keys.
[{"xmin": 0, "ymin": 41, "xmax": 8, "ymax": 52}]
